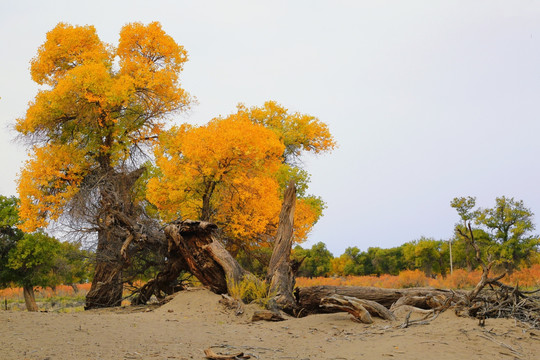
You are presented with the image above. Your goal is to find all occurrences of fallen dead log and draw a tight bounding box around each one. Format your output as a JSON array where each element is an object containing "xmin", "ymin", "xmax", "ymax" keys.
[
  {"xmin": 296, "ymin": 285, "xmax": 455, "ymax": 315},
  {"xmin": 321, "ymin": 295, "xmax": 374, "ymax": 323},
  {"xmin": 391, "ymin": 304, "xmax": 435, "ymax": 318},
  {"xmin": 321, "ymin": 294, "xmax": 396, "ymax": 323}
]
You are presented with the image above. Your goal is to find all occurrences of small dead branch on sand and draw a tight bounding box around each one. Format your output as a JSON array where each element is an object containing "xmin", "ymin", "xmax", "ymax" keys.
[
  {"xmin": 477, "ymin": 332, "xmax": 524, "ymax": 359},
  {"xmin": 399, "ymin": 310, "xmax": 440, "ymax": 329},
  {"xmin": 219, "ymin": 294, "xmax": 244, "ymax": 316},
  {"xmin": 204, "ymin": 348, "xmax": 251, "ymax": 359},
  {"xmin": 251, "ymin": 310, "xmax": 286, "ymax": 322}
]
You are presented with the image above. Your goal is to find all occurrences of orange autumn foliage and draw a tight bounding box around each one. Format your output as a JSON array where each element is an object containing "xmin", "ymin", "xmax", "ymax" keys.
[
  {"xmin": 148, "ymin": 107, "xmax": 332, "ymax": 251},
  {"xmin": 17, "ymin": 144, "xmax": 89, "ymax": 232},
  {"xmin": 148, "ymin": 115, "xmax": 285, "ymax": 250},
  {"xmin": 0, "ymin": 283, "xmax": 92, "ymax": 301},
  {"xmin": 16, "ymin": 22, "xmax": 190, "ymax": 231},
  {"xmin": 237, "ymin": 101, "xmax": 336, "ymax": 162}
]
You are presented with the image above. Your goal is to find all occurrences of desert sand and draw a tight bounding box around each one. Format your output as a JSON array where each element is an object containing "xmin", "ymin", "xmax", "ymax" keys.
[{"xmin": 1, "ymin": 287, "xmax": 538, "ymax": 360}]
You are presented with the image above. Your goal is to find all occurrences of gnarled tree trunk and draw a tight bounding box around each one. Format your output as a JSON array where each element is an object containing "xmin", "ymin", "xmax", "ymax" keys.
[
  {"xmin": 131, "ymin": 228, "xmax": 188, "ymax": 305},
  {"xmin": 85, "ymin": 236, "xmax": 123, "ymax": 309},
  {"xmin": 85, "ymin": 168, "xmax": 145, "ymax": 309},
  {"xmin": 164, "ymin": 220, "xmax": 249, "ymax": 294},
  {"xmin": 266, "ymin": 181, "xmax": 298, "ymax": 313}
]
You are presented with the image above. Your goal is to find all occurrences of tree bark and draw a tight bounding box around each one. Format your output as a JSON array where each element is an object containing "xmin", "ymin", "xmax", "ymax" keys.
[
  {"xmin": 85, "ymin": 259, "xmax": 123, "ymax": 309},
  {"xmin": 320, "ymin": 295, "xmax": 375, "ymax": 323},
  {"xmin": 296, "ymin": 285, "xmax": 455, "ymax": 315},
  {"xmin": 85, "ymin": 168, "xmax": 146, "ymax": 309},
  {"xmin": 266, "ymin": 181, "xmax": 298, "ymax": 313},
  {"xmin": 23, "ymin": 285, "xmax": 38, "ymax": 312},
  {"xmin": 164, "ymin": 220, "xmax": 249, "ymax": 294}
]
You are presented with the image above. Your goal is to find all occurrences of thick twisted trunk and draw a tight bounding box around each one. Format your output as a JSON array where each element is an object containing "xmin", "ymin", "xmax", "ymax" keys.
[
  {"xmin": 85, "ymin": 229, "xmax": 124, "ymax": 309},
  {"xmin": 85, "ymin": 168, "xmax": 146, "ymax": 309},
  {"xmin": 164, "ymin": 220, "xmax": 248, "ymax": 294}
]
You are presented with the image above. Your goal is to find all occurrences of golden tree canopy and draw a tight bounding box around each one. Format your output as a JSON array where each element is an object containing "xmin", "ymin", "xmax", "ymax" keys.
[
  {"xmin": 16, "ymin": 22, "xmax": 190, "ymax": 232},
  {"xmin": 148, "ymin": 114, "xmax": 285, "ymax": 250},
  {"xmin": 148, "ymin": 102, "xmax": 335, "ymax": 252}
]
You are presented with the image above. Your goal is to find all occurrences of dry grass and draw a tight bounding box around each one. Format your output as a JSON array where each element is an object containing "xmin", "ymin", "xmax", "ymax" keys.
[{"xmin": 296, "ymin": 264, "xmax": 540, "ymax": 289}]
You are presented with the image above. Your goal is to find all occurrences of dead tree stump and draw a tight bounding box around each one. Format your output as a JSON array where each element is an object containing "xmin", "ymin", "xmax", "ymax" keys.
[{"xmin": 266, "ymin": 181, "xmax": 298, "ymax": 313}]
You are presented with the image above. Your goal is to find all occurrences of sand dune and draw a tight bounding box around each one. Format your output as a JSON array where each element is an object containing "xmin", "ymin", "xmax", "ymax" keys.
[{"xmin": 1, "ymin": 287, "xmax": 538, "ymax": 359}]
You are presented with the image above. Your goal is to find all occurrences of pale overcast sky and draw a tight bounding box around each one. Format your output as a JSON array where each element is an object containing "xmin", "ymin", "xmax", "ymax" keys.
[{"xmin": 1, "ymin": 1, "xmax": 539, "ymax": 255}]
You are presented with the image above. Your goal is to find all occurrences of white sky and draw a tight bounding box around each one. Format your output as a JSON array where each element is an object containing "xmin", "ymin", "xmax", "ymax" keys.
[{"xmin": 1, "ymin": 1, "xmax": 540, "ymax": 256}]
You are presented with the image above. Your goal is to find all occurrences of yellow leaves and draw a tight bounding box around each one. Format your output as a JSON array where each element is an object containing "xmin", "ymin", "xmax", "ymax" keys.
[
  {"xmin": 181, "ymin": 115, "xmax": 284, "ymax": 178},
  {"xmin": 293, "ymin": 198, "xmax": 322, "ymax": 243},
  {"xmin": 237, "ymin": 100, "xmax": 336, "ymax": 162},
  {"xmin": 117, "ymin": 22, "xmax": 191, "ymax": 115},
  {"xmin": 216, "ymin": 175, "xmax": 281, "ymax": 244},
  {"xmin": 30, "ymin": 23, "xmax": 112, "ymax": 86},
  {"xmin": 17, "ymin": 21, "xmax": 192, "ymax": 229},
  {"xmin": 148, "ymin": 115, "xmax": 285, "ymax": 249},
  {"xmin": 118, "ymin": 22, "xmax": 187, "ymax": 74},
  {"xmin": 17, "ymin": 21, "xmax": 332, "ymax": 251},
  {"xmin": 17, "ymin": 144, "xmax": 89, "ymax": 232},
  {"xmin": 147, "ymin": 102, "xmax": 332, "ymax": 250}
]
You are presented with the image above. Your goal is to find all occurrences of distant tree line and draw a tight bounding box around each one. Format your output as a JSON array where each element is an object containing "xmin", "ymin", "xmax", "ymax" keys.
[{"xmin": 293, "ymin": 196, "xmax": 540, "ymax": 278}]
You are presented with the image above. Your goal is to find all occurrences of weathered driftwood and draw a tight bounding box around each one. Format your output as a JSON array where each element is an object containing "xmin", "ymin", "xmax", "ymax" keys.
[
  {"xmin": 321, "ymin": 294, "xmax": 396, "ymax": 322},
  {"xmin": 356, "ymin": 297, "xmax": 396, "ymax": 320},
  {"xmin": 391, "ymin": 304, "xmax": 435, "ymax": 318},
  {"xmin": 219, "ymin": 294, "xmax": 244, "ymax": 316},
  {"xmin": 204, "ymin": 348, "xmax": 250, "ymax": 359},
  {"xmin": 251, "ymin": 310, "xmax": 286, "ymax": 322},
  {"xmin": 266, "ymin": 181, "xmax": 298, "ymax": 313},
  {"xmin": 321, "ymin": 295, "xmax": 373, "ymax": 323},
  {"xmin": 390, "ymin": 293, "xmax": 452, "ymax": 311},
  {"xmin": 296, "ymin": 285, "xmax": 455, "ymax": 315}
]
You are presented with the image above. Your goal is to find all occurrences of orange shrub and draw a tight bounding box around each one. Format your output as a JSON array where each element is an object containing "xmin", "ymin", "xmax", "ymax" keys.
[
  {"xmin": 506, "ymin": 264, "xmax": 540, "ymax": 288},
  {"xmin": 430, "ymin": 269, "xmax": 480, "ymax": 289},
  {"xmin": 0, "ymin": 287, "xmax": 24, "ymax": 300},
  {"xmin": 296, "ymin": 266, "xmax": 540, "ymax": 290},
  {"xmin": 0, "ymin": 283, "xmax": 92, "ymax": 301},
  {"xmin": 396, "ymin": 270, "xmax": 430, "ymax": 288}
]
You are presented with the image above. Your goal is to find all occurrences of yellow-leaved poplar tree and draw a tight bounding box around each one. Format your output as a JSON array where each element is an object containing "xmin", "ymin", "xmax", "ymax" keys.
[
  {"xmin": 148, "ymin": 101, "xmax": 335, "ymax": 255},
  {"xmin": 16, "ymin": 22, "xmax": 191, "ymax": 308},
  {"xmin": 147, "ymin": 114, "xmax": 285, "ymax": 252}
]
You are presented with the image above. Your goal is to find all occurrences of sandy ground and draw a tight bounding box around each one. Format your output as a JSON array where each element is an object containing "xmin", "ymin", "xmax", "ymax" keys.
[{"xmin": 1, "ymin": 288, "xmax": 538, "ymax": 360}]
